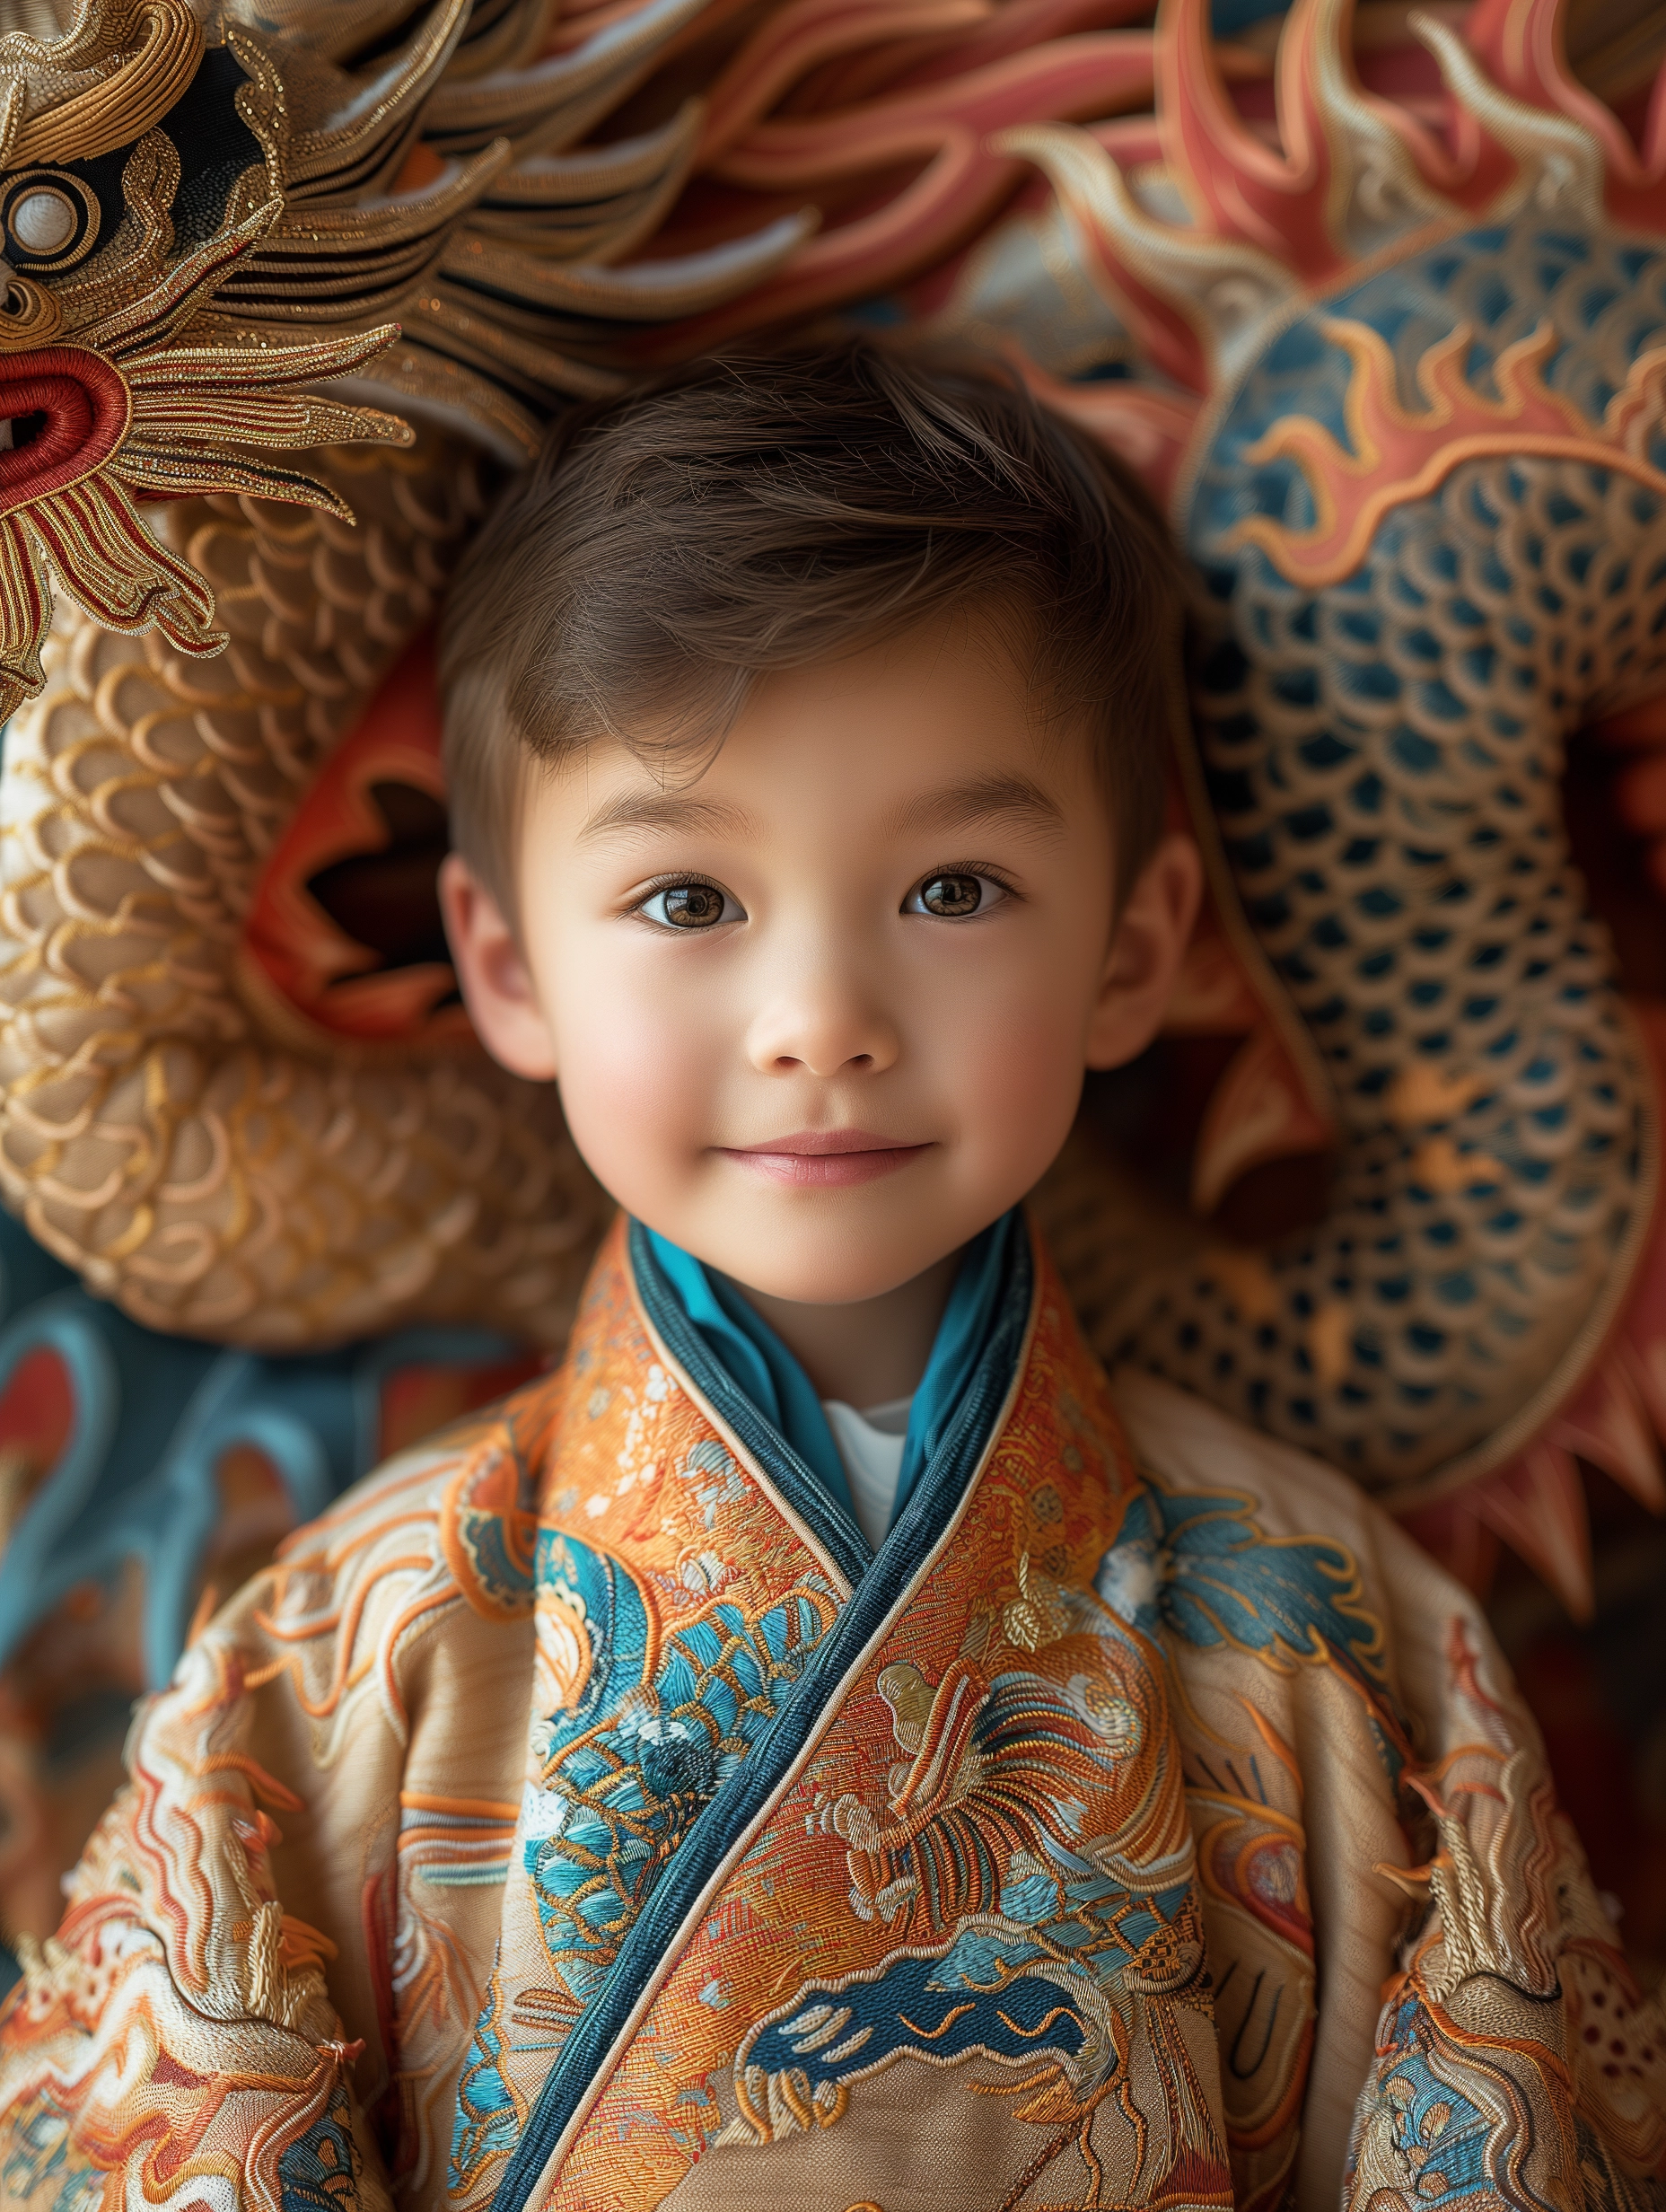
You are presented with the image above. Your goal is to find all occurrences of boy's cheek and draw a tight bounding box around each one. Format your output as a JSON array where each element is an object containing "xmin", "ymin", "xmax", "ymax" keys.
[
  {"xmin": 553, "ymin": 997, "xmax": 725, "ymax": 1183},
  {"xmin": 930, "ymin": 975, "xmax": 1094, "ymax": 1100},
  {"xmin": 969, "ymin": 1058, "xmax": 1084, "ymax": 1180},
  {"xmin": 554, "ymin": 1095, "xmax": 698, "ymax": 1227},
  {"xmin": 945, "ymin": 995, "xmax": 1100, "ymax": 1176}
]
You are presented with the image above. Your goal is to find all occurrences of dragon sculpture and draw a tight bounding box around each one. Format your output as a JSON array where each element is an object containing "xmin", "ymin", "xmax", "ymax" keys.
[{"xmin": 0, "ymin": 0, "xmax": 1660, "ymax": 1949}]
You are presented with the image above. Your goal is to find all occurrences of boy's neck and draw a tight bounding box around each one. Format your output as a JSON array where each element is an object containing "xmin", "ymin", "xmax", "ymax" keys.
[{"xmin": 725, "ymin": 1250, "xmax": 962, "ymax": 1408}]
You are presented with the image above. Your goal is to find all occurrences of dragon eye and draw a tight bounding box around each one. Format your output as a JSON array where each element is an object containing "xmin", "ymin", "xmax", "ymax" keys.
[
  {"xmin": 11, "ymin": 190, "xmax": 75, "ymax": 256},
  {"xmin": 3, "ymin": 173, "xmax": 97, "ymax": 270}
]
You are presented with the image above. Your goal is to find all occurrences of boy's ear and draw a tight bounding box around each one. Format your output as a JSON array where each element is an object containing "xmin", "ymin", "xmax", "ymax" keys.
[
  {"xmin": 438, "ymin": 854, "xmax": 559, "ymax": 1082},
  {"xmin": 1084, "ymin": 832, "xmax": 1204, "ymax": 1070}
]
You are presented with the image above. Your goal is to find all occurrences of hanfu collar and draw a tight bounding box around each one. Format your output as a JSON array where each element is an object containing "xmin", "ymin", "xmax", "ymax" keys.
[{"xmin": 640, "ymin": 1209, "xmax": 1021, "ymax": 1555}]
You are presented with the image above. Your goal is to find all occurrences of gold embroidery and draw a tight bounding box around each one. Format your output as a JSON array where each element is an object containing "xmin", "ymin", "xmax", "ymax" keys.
[{"xmin": 4, "ymin": 1, "xmax": 202, "ymax": 171}]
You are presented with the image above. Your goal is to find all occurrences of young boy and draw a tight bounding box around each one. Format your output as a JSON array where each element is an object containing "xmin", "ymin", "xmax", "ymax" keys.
[{"xmin": 0, "ymin": 344, "xmax": 1657, "ymax": 2212}]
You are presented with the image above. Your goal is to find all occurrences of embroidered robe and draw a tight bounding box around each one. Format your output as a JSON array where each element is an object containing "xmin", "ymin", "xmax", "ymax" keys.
[{"xmin": 0, "ymin": 1216, "xmax": 1658, "ymax": 2212}]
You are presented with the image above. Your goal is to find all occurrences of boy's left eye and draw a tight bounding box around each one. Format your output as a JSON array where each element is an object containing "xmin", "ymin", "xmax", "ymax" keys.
[{"xmin": 905, "ymin": 872, "xmax": 1008, "ymax": 919}]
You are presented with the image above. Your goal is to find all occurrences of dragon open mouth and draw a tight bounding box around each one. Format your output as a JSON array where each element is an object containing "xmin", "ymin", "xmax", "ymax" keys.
[{"xmin": 0, "ymin": 350, "xmax": 130, "ymax": 518}]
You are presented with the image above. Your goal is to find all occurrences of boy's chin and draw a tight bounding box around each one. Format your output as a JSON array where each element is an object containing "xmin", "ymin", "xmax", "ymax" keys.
[
  {"xmin": 682, "ymin": 1217, "xmax": 974, "ymax": 1308},
  {"xmin": 723, "ymin": 1259, "xmax": 938, "ymax": 1307},
  {"xmin": 626, "ymin": 1173, "xmax": 1013, "ymax": 1304}
]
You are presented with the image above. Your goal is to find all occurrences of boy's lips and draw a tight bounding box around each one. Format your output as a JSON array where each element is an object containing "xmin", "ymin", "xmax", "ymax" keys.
[{"xmin": 721, "ymin": 1129, "xmax": 932, "ymax": 1188}]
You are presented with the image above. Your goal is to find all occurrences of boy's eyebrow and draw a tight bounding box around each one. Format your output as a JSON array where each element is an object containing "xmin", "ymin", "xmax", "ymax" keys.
[
  {"xmin": 578, "ymin": 789, "xmax": 755, "ymax": 843},
  {"xmin": 894, "ymin": 772, "xmax": 1067, "ymax": 838},
  {"xmin": 578, "ymin": 772, "xmax": 1064, "ymax": 844}
]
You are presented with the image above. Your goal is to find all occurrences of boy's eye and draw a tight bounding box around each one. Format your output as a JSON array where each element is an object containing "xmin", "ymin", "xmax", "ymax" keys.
[
  {"xmin": 637, "ymin": 881, "xmax": 743, "ymax": 930},
  {"xmin": 907, "ymin": 872, "xmax": 1004, "ymax": 918}
]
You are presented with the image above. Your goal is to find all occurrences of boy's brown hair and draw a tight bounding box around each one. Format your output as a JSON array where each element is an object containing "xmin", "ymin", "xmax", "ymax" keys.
[{"xmin": 439, "ymin": 338, "xmax": 1188, "ymax": 908}]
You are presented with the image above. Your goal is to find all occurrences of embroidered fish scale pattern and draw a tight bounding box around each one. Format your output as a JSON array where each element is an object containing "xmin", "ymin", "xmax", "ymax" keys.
[{"xmin": 525, "ymin": 1559, "xmax": 831, "ymax": 2008}]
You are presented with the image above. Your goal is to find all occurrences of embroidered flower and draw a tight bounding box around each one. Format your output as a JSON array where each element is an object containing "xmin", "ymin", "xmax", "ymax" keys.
[{"xmin": 617, "ymin": 1708, "xmax": 718, "ymax": 1801}]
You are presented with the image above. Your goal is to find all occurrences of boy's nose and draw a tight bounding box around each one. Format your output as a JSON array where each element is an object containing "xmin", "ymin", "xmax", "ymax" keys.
[{"xmin": 743, "ymin": 979, "xmax": 900, "ymax": 1079}]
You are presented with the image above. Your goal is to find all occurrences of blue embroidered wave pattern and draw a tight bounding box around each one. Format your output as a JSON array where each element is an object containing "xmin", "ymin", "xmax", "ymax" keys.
[{"xmin": 736, "ymin": 1878, "xmax": 1208, "ymax": 2137}]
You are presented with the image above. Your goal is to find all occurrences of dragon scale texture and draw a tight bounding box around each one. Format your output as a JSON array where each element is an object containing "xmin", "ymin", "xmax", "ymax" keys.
[{"xmin": 1117, "ymin": 210, "xmax": 1666, "ymax": 1495}]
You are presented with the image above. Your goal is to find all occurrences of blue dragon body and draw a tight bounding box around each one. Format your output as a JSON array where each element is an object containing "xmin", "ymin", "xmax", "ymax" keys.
[{"xmin": 1132, "ymin": 209, "xmax": 1666, "ymax": 1494}]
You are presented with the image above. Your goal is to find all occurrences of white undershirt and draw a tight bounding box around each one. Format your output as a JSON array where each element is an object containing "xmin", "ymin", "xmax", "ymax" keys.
[{"xmin": 822, "ymin": 1393, "xmax": 913, "ymax": 1550}]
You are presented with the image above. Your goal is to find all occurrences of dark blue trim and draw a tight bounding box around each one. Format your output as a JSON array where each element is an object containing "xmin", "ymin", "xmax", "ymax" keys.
[
  {"xmin": 894, "ymin": 1210, "xmax": 1017, "ymax": 1523},
  {"xmin": 487, "ymin": 1221, "xmax": 1037, "ymax": 2212}
]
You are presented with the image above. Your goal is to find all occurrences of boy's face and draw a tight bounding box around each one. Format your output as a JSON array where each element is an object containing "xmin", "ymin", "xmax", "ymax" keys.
[{"xmin": 442, "ymin": 611, "xmax": 1199, "ymax": 1306}]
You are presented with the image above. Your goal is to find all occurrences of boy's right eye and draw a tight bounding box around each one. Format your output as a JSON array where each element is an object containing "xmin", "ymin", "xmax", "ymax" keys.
[{"xmin": 636, "ymin": 880, "xmax": 745, "ymax": 930}]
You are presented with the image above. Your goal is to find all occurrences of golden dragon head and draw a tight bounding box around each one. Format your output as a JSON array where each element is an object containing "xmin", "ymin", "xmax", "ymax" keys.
[
  {"xmin": 0, "ymin": 1, "xmax": 417, "ymax": 712},
  {"xmin": 0, "ymin": 0, "xmax": 811, "ymax": 721}
]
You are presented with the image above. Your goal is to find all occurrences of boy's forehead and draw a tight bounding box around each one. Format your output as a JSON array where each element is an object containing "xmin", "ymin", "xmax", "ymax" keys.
[{"xmin": 539, "ymin": 626, "xmax": 1098, "ymax": 850}]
